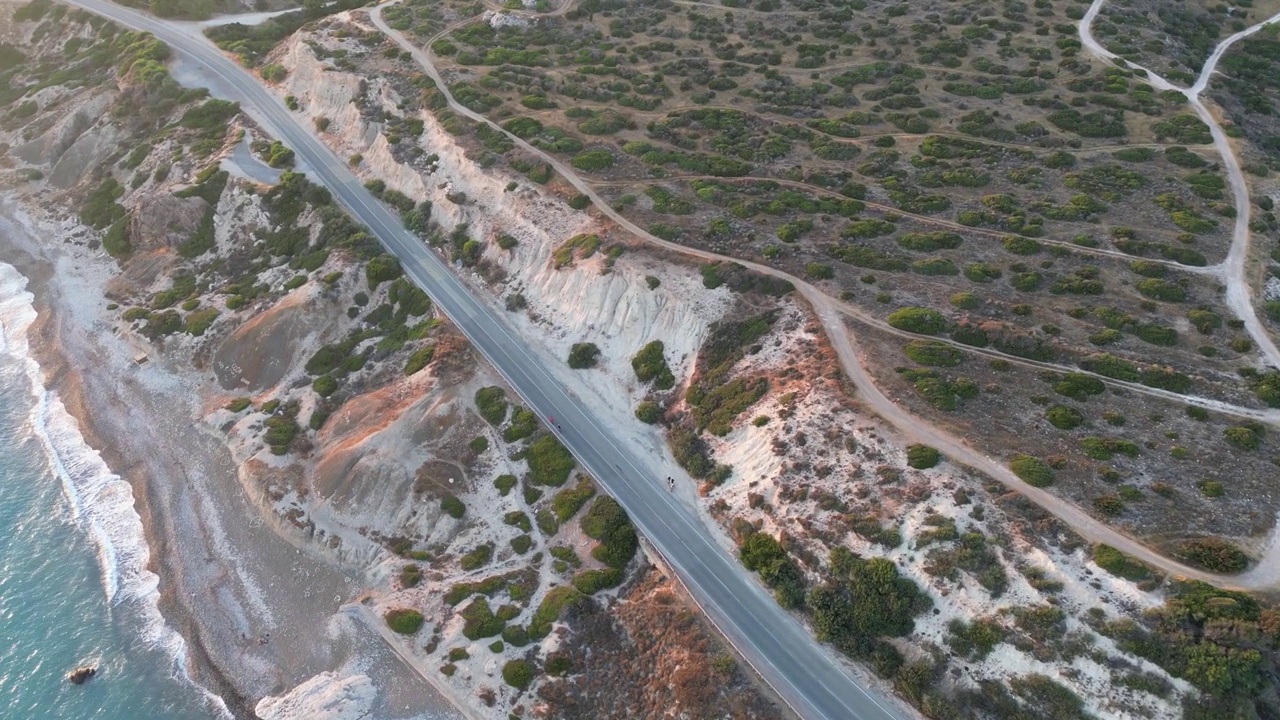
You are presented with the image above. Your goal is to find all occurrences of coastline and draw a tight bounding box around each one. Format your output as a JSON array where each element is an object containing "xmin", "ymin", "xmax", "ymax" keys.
[{"xmin": 0, "ymin": 195, "xmax": 462, "ymax": 720}]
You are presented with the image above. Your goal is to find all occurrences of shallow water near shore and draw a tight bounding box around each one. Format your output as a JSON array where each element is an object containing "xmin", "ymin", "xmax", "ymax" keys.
[{"xmin": 0, "ymin": 263, "xmax": 221, "ymax": 718}]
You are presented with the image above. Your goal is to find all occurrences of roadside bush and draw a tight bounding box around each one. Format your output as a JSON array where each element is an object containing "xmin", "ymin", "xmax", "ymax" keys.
[
  {"xmin": 366, "ymin": 254, "xmax": 403, "ymax": 289},
  {"xmin": 1176, "ymin": 538, "xmax": 1250, "ymax": 573},
  {"xmin": 905, "ymin": 444, "xmax": 941, "ymax": 469},
  {"xmin": 634, "ymin": 401, "xmax": 662, "ymax": 424},
  {"xmin": 807, "ymin": 548, "xmax": 929, "ymax": 658},
  {"xmin": 1054, "ymin": 373, "xmax": 1105, "ymax": 400},
  {"xmin": 1093, "ymin": 544, "xmax": 1150, "ymax": 581},
  {"xmin": 887, "ymin": 307, "xmax": 947, "ymax": 335},
  {"xmin": 571, "ymin": 149, "xmax": 614, "ymax": 172},
  {"xmin": 1136, "ymin": 278, "xmax": 1187, "ymax": 302},
  {"xmin": 384, "ymin": 608, "xmax": 424, "ymax": 634},
  {"xmin": 572, "ymin": 568, "xmax": 623, "ymax": 595},
  {"xmin": 580, "ymin": 496, "xmax": 638, "ymax": 568},
  {"xmin": 475, "ymin": 386, "xmax": 508, "ymax": 425},
  {"xmin": 552, "ymin": 477, "xmax": 595, "ymax": 522},
  {"xmin": 1009, "ymin": 454, "xmax": 1054, "ymax": 487},
  {"xmin": 903, "ymin": 340, "xmax": 962, "ymax": 367},
  {"xmin": 525, "ymin": 434, "xmax": 574, "ymax": 486},
  {"xmin": 739, "ymin": 531, "xmax": 806, "ymax": 608},
  {"xmin": 403, "ymin": 346, "xmax": 435, "ymax": 375},
  {"xmin": 1224, "ymin": 425, "xmax": 1262, "ymax": 450},
  {"xmin": 460, "ymin": 544, "xmax": 493, "ymax": 571},
  {"xmin": 567, "ymin": 342, "xmax": 600, "ymax": 369}
]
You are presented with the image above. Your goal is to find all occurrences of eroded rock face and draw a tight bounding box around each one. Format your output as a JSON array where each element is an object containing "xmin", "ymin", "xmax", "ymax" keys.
[
  {"xmin": 14, "ymin": 89, "xmax": 115, "ymax": 168},
  {"xmin": 129, "ymin": 191, "xmax": 208, "ymax": 252}
]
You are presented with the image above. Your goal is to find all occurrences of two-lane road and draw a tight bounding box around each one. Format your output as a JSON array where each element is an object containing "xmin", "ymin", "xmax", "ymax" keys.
[{"xmin": 59, "ymin": 1, "xmax": 911, "ymax": 718}]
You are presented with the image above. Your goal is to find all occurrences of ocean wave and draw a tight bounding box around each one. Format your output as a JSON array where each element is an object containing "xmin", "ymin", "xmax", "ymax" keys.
[{"xmin": 0, "ymin": 262, "xmax": 233, "ymax": 719}]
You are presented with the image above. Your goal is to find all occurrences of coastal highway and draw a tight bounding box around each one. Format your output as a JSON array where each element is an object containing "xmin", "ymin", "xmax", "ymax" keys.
[{"xmin": 58, "ymin": 2, "xmax": 911, "ymax": 718}]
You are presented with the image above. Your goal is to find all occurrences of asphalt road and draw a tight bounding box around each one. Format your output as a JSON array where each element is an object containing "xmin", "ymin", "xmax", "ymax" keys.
[{"xmin": 59, "ymin": 1, "xmax": 912, "ymax": 718}]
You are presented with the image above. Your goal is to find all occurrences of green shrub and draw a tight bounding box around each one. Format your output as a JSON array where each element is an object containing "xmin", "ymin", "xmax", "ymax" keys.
[
  {"xmin": 1046, "ymin": 405, "xmax": 1084, "ymax": 430},
  {"xmin": 1136, "ymin": 278, "xmax": 1187, "ymax": 302},
  {"xmin": 631, "ymin": 341, "xmax": 675, "ymax": 389},
  {"xmin": 572, "ymin": 568, "xmax": 623, "ymax": 594},
  {"xmin": 947, "ymin": 618, "xmax": 1005, "ymax": 660},
  {"xmin": 887, "ymin": 307, "xmax": 948, "ymax": 335},
  {"xmin": 365, "ymin": 254, "xmax": 403, "ymax": 290},
  {"xmin": 312, "ymin": 374, "xmax": 338, "ymax": 397},
  {"xmin": 403, "ymin": 346, "xmax": 435, "ymax": 375},
  {"xmin": 441, "ymin": 494, "xmax": 465, "ymax": 519},
  {"xmin": 950, "ymin": 292, "xmax": 979, "ymax": 310},
  {"xmin": 501, "ymin": 624, "xmax": 530, "ymax": 647},
  {"xmin": 504, "ymin": 511, "xmax": 532, "ymax": 533},
  {"xmin": 552, "ymin": 477, "xmax": 595, "ymax": 522},
  {"xmin": 1003, "ymin": 235, "xmax": 1041, "ymax": 255},
  {"xmin": 384, "ymin": 608, "xmax": 424, "ymax": 634},
  {"xmin": 502, "ymin": 659, "xmax": 535, "ymax": 689},
  {"xmin": 502, "ymin": 407, "xmax": 539, "ymax": 442},
  {"xmin": 460, "ymin": 544, "xmax": 493, "ymax": 571},
  {"xmin": 1054, "ymin": 373, "xmax": 1105, "ymax": 400},
  {"xmin": 1009, "ymin": 454, "xmax": 1054, "ymax": 487},
  {"xmin": 474, "ymin": 386, "xmax": 508, "ymax": 425},
  {"xmin": 567, "ymin": 342, "xmax": 600, "ymax": 369},
  {"xmin": 634, "ymin": 401, "xmax": 662, "ymax": 424},
  {"xmin": 183, "ymin": 307, "xmax": 219, "ymax": 336},
  {"xmin": 226, "ymin": 397, "xmax": 252, "ymax": 413},
  {"xmin": 571, "ymin": 149, "xmax": 614, "ymax": 172},
  {"xmin": 461, "ymin": 597, "xmax": 505, "ymax": 640},
  {"xmin": 529, "ymin": 586, "xmax": 587, "ymax": 640},
  {"xmin": 580, "ymin": 496, "xmax": 638, "ymax": 568},
  {"xmin": 1175, "ymin": 538, "xmax": 1250, "ymax": 573},
  {"xmin": 1224, "ymin": 425, "xmax": 1261, "ymax": 450},
  {"xmin": 739, "ymin": 531, "xmax": 806, "ymax": 608},
  {"xmin": 495, "ymin": 474, "xmax": 517, "ymax": 495},
  {"xmin": 526, "ymin": 434, "xmax": 575, "ymax": 487},
  {"xmin": 903, "ymin": 340, "xmax": 962, "ymax": 367},
  {"xmin": 510, "ymin": 534, "xmax": 532, "ymax": 554},
  {"xmin": 906, "ymin": 444, "xmax": 941, "ymax": 469},
  {"xmin": 1081, "ymin": 437, "xmax": 1141, "ymax": 460},
  {"xmin": 1093, "ymin": 544, "xmax": 1150, "ymax": 581},
  {"xmin": 469, "ymin": 435, "xmax": 489, "ymax": 455}
]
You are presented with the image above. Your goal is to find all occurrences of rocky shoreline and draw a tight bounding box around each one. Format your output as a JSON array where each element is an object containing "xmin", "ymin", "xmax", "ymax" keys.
[{"xmin": 0, "ymin": 196, "xmax": 460, "ymax": 720}]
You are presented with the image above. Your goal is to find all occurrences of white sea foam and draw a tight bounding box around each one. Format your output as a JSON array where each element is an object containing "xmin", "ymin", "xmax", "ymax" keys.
[{"xmin": 0, "ymin": 262, "xmax": 233, "ymax": 719}]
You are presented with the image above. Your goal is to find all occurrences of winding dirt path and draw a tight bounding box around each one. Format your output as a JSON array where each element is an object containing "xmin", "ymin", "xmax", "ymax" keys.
[
  {"xmin": 1081, "ymin": 0, "xmax": 1280, "ymax": 373},
  {"xmin": 371, "ymin": 0, "xmax": 1277, "ymax": 589}
]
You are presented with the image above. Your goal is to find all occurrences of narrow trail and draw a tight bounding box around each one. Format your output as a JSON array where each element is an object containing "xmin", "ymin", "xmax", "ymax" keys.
[
  {"xmin": 372, "ymin": 0, "xmax": 1280, "ymax": 589},
  {"xmin": 1081, "ymin": 0, "xmax": 1280, "ymax": 375}
]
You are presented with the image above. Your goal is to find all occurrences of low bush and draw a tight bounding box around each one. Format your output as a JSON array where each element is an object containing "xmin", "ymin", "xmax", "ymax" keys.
[
  {"xmin": 552, "ymin": 477, "xmax": 595, "ymax": 522},
  {"xmin": 903, "ymin": 340, "xmax": 962, "ymax": 367},
  {"xmin": 567, "ymin": 342, "xmax": 600, "ymax": 369},
  {"xmin": 475, "ymin": 386, "xmax": 508, "ymax": 425},
  {"xmin": 634, "ymin": 401, "xmax": 662, "ymax": 424},
  {"xmin": 887, "ymin": 307, "xmax": 948, "ymax": 335},
  {"xmin": 384, "ymin": 608, "xmax": 424, "ymax": 634},
  {"xmin": 529, "ymin": 586, "xmax": 587, "ymax": 640},
  {"xmin": 441, "ymin": 494, "xmax": 465, "ymax": 519},
  {"xmin": 1175, "ymin": 538, "xmax": 1250, "ymax": 573},
  {"xmin": 631, "ymin": 340, "xmax": 675, "ymax": 388},
  {"xmin": 580, "ymin": 496, "xmax": 638, "ymax": 568},
  {"xmin": 502, "ymin": 659, "xmax": 535, "ymax": 689},
  {"xmin": 906, "ymin": 444, "xmax": 941, "ymax": 469},
  {"xmin": 525, "ymin": 434, "xmax": 575, "ymax": 486},
  {"xmin": 1009, "ymin": 454, "xmax": 1054, "ymax": 487},
  {"xmin": 1093, "ymin": 544, "xmax": 1150, "ymax": 581},
  {"xmin": 460, "ymin": 544, "xmax": 493, "ymax": 571},
  {"xmin": 1045, "ymin": 405, "xmax": 1084, "ymax": 430},
  {"xmin": 572, "ymin": 567, "xmax": 623, "ymax": 594},
  {"xmin": 740, "ymin": 531, "xmax": 806, "ymax": 609}
]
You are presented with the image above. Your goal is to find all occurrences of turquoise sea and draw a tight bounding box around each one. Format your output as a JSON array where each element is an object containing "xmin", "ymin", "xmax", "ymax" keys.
[{"xmin": 0, "ymin": 262, "xmax": 222, "ymax": 719}]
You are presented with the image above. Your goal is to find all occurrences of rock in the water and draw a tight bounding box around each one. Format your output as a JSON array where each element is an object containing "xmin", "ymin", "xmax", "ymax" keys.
[{"xmin": 67, "ymin": 666, "xmax": 96, "ymax": 685}]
